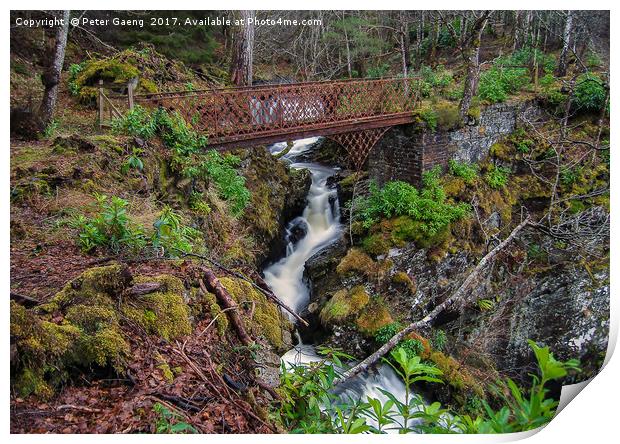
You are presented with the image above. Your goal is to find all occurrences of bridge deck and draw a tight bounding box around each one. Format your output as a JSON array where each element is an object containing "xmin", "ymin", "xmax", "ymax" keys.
[{"xmin": 131, "ymin": 77, "xmax": 419, "ymax": 149}]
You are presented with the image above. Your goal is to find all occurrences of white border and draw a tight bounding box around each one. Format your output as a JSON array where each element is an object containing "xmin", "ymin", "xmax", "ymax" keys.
[{"xmin": 3, "ymin": 2, "xmax": 618, "ymax": 441}]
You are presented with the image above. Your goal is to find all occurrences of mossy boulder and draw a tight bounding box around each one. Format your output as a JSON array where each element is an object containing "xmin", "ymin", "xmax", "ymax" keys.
[
  {"xmin": 336, "ymin": 248, "xmax": 377, "ymax": 278},
  {"xmin": 122, "ymin": 274, "xmax": 192, "ymax": 341},
  {"xmin": 11, "ymin": 264, "xmax": 194, "ymax": 398},
  {"xmin": 219, "ymin": 276, "xmax": 293, "ymax": 352},
  {"xmin": 355, "ymin": 297, "xmax": 394, "ymax": 336},
  {"xmin": 320, "ymin": 285, "xmax": 370, "ymax": 326}
]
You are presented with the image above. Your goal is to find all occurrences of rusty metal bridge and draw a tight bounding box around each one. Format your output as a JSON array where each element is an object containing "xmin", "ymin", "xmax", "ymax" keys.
[{"xmin": 102, "ymin": 77, "xmax": 420, "ymax": 169}]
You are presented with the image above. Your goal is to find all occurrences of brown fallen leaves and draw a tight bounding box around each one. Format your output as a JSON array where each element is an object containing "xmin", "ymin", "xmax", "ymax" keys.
[{"xmin": 11, "ymin": 303, "xmax": 277, "ymax": 434}]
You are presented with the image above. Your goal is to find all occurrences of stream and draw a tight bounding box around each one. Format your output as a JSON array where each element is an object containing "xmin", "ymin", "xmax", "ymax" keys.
[{"xmin": 263, "ymin": 137, "xmax": 411, "ymax": 430}]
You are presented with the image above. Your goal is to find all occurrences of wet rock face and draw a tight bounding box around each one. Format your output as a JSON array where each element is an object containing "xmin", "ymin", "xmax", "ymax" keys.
[
  {"xmin": 249, "ymin": 156, "xmax": 312, "ymax": 267},
  {"xmin": 500, "ymin": 268, "xmax": 609, "ymax": 381},
  {"xmin": 285, "ymin": 218, "xmax": 308, "ymax": 246}
]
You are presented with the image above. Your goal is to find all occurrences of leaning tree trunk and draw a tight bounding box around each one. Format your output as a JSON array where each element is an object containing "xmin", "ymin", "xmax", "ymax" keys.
[
  {"xmin": 459, "ymin": 16, "xmax": 488, "ymax": 120},
  {"xmin": 38, "ymin": 10, "xmax": 70, "ymax": 130},
  {"xmin": 556, "ymin": 11, "xmax": 573, "ymax": 77},
  {"xmin": 230, "ymin": 10, "xmax": 255, "ymax": 87}
]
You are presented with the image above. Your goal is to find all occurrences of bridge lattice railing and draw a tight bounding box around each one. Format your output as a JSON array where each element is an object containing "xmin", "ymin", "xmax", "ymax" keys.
[{"xmin": 132, "ymin": 77, "xmax": 420, "ymax": 145}]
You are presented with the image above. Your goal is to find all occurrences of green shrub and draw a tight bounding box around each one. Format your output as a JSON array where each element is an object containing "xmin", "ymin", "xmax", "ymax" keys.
[
  {"xmin": 448, "ymin": 159, "xmax": 478, "ymax": 184},
  {"xmin": 112, "ymin": 106, "xmax": 250, "ymax": 217},
  {"xmin": 152, "ymin": 205, "xmax": 202, "ymax": 255},
  {"xmin": 479, "ymin": 67, "xmax": 530, "ymax": 103},
  {"xmin": 120, "ymin": 148, "xmax": 144, "ymax": 175},
  {"xmin": 374, "ymin": 322, "xmax": 403, "ymax": 344},
  {"xmin": 417, "ymin": 107, "xmax": 438, "ymax": 131},
  {"xmin": 396, "ymin": 338, "xmax": 425, "ymax": 359},
  {"xmin": 366, "ymin": 63, "xmax": 390, "ymax": 78},
  {"xmin": 485, "ymin": 166, "xmax": 510, "ymax": 189},
  {"xmin": 70, "ymin": 194, "xmax": 147, "ymax": 254},
  {"xmin": 573, "ymin": 73, "xmax": 607, "ymax": 113},
  {"xmin": 355, "ymin": 169, "xmax": 470, "ymax": 237},
  {"xmin": 71, "ymin": 195, "xmax": 199, "ymax": 257},
  {"xmin": 431, "ymin": 329, "xmax": 447, "ymax": 351}
]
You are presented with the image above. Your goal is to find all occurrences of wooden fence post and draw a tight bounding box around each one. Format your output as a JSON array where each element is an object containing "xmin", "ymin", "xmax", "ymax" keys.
[
  {"xmin": 127, "ymin": 80, "xmax": 134, "ymax": 110},
  {"xmin": 98, "ymin": 79, "xmax": 104, "ymax": 129}
]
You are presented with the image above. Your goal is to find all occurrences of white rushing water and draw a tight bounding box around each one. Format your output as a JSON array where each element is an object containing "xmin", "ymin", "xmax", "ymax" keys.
[
  {"xmin": 264, "ymin": 137, "xmax": 414, "ymax": 432},
  {"xmin": 263, "ymin": 138, "xmax": 342, "ymax": 315}
]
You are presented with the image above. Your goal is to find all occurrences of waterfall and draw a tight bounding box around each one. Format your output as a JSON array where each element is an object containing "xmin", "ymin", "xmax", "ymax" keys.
[
  {"xmin": 264, "ymin": 137, "xmax": 415, "ymax": 433},
  {"xmin": 263, "ymin": 138, "xmax": 342, "ymax": 315}
]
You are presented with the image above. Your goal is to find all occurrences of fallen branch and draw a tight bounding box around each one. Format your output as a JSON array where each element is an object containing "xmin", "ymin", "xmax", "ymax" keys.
[
  {"xmin": 335, "ymin": 217, "xmax": 530, "ymax": 385},
  {"xmin": 10, "ymin": 292, "xmax": 41, "ymax": 307},
  {"xmin": 181, "ymin": 250, "xmax": 308, "ymax": 326},
  {"xmin": 200, "ymin": 268, "xmax": 253, "ymax": 346}
]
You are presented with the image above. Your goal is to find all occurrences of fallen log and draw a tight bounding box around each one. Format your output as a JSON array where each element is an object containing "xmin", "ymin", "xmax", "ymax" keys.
[
  {"xmin": 10, "ymin": 292, "xmax": 41, "ymax": 308},
  {"xmin": 181, "ymin": 250, "xmax": 308, "ymax": 326},
  {"xmin": 334, "ymin": 217, "xmax": 530, "ymax": 385},
  {"xmin": 200, "ymin": 268, "xmax": 253, "ymax": 346}
]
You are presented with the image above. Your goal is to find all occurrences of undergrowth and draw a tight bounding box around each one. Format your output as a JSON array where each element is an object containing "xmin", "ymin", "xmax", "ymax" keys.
[{"xmin": 112, "ymin": 106, "xmax": 250, "ymax": 217}]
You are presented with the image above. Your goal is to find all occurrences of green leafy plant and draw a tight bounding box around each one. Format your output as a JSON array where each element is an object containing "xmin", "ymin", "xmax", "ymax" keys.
[
  {"xmin": 67, "ymin": 62, "xmax": 84, "ymax": 96},
  {"xmin": 151, "ymin": 205, "xmax": 202, "ymax": 256},
  {"xmin": 112, "ymin": 106, "xmax": 251, "ymax": 217},
  {"xmin": 70, "ymin": 194, "xmax": 146, "ymax": 254},
  {"xmin": 153, "ymin": 402, "xmax": 197, "ymax": 434},
  {"xmin": 479, "ymin": 67, "xmax": 530, "ymax": 103},
  {"xmin": 120, "ymin": 148, "xmax": 144, "ymax": 175},
  {"xmin": 354, "ymin": 169, "xmax": 470, "ymax": 236},
  {"xmin": 431, "ymin": 329, "xmax": 447, "ymax": 351},
  {"xmin": 277, "ymin": 341, "xmax": 579, "ymax": 434},
  {"xmin": 395, "ymin": 338, "xmax": 424, "ymax": 359},
  {"xmin": 375, "ymin": 322, "xmax": 403, "ymax": 344},
  {"xmin": 573, "ymin": 73, "xmax": 607, "ymax": 113},
  {"xmin": 42, "ymin": 119, "xmax": 60, "ymax": 139},
  {"xmin": 448, "ymin": 159, "xmax": 478, "ymax": 184},
  {"xmin": 70, "ymin": 195, "xmax": 200, "ymax": 257},
  {"xmin": 485, "ymin": 166, "xmax": 510, "ymax": 189}
]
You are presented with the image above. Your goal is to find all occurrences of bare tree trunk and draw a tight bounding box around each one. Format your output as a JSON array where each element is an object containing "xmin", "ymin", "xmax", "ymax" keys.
[
  {"xmin": 459, "ymin": 14, "xmax": 489, "ymax": 119},
  {"xmin": 556, "ymin": 11, "xmax": 573, "ymax": 77},
  {"xmin": 230, "ymin": 10, "xmax": 255, "ymax": 86},
  {"xmin": 334, "ymin": 217, "xmax": 530, "ymax": 385},
  {"xmin": 343, "ymin": 12, "xmax": 352, "ymax": 78},
  {"xmin": 513, "ymin": 10, "xmax": 521, "ymax": 51},
  {"xmin": 38, "ymin": 10, "xmax": 70, "ymax": 130}
]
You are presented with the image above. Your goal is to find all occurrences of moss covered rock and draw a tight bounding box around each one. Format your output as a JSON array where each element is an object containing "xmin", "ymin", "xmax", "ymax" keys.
[
  {"xmin": 11, "ymin": 264, "xmax": 195, "ymax": 398},
  {"xmin": 122, "ymin": 274, "xmax": 191, "ymax": 341},
  {"xmin": 320, "ymin": 286, "xmax": 370, "ymax": 326},
  {"xmin": 355, "ymin": 297, "xmax": 394, "ymax": 336}
]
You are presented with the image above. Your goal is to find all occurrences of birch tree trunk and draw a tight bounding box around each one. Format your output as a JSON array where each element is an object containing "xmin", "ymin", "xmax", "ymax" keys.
[
  {"xmin": 230, "ymin": 10, "xmax": 255, "ymax": 87},
  {"xmin": 38, "ymin": 10, "xmax": 70, "ymax": 130},
  {"xmin": 459, "ymin": 14, "xmax": 489, "ymax": 119},
  {"xmin": 556, "ymin": 11, "xmax": 573, "ymax": 77}
]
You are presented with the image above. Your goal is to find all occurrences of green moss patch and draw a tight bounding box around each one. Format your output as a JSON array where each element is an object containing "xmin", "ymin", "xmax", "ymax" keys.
[
  {"xmin": 355, "ymin": 297, "xmax": 394, "ymax": 336},
  {"xmin": 11, "ymin": 264, "xmax": 194, "ymax": 398},
  {"xmin": 320, "ymin": 286, "xmax": 370, "ymax": 327}
]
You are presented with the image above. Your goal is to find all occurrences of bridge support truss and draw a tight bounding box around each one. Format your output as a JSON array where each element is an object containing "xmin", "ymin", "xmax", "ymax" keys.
[{"xmin": 329, "ymin": 127, "xmax": 392, "ymax": 170}]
